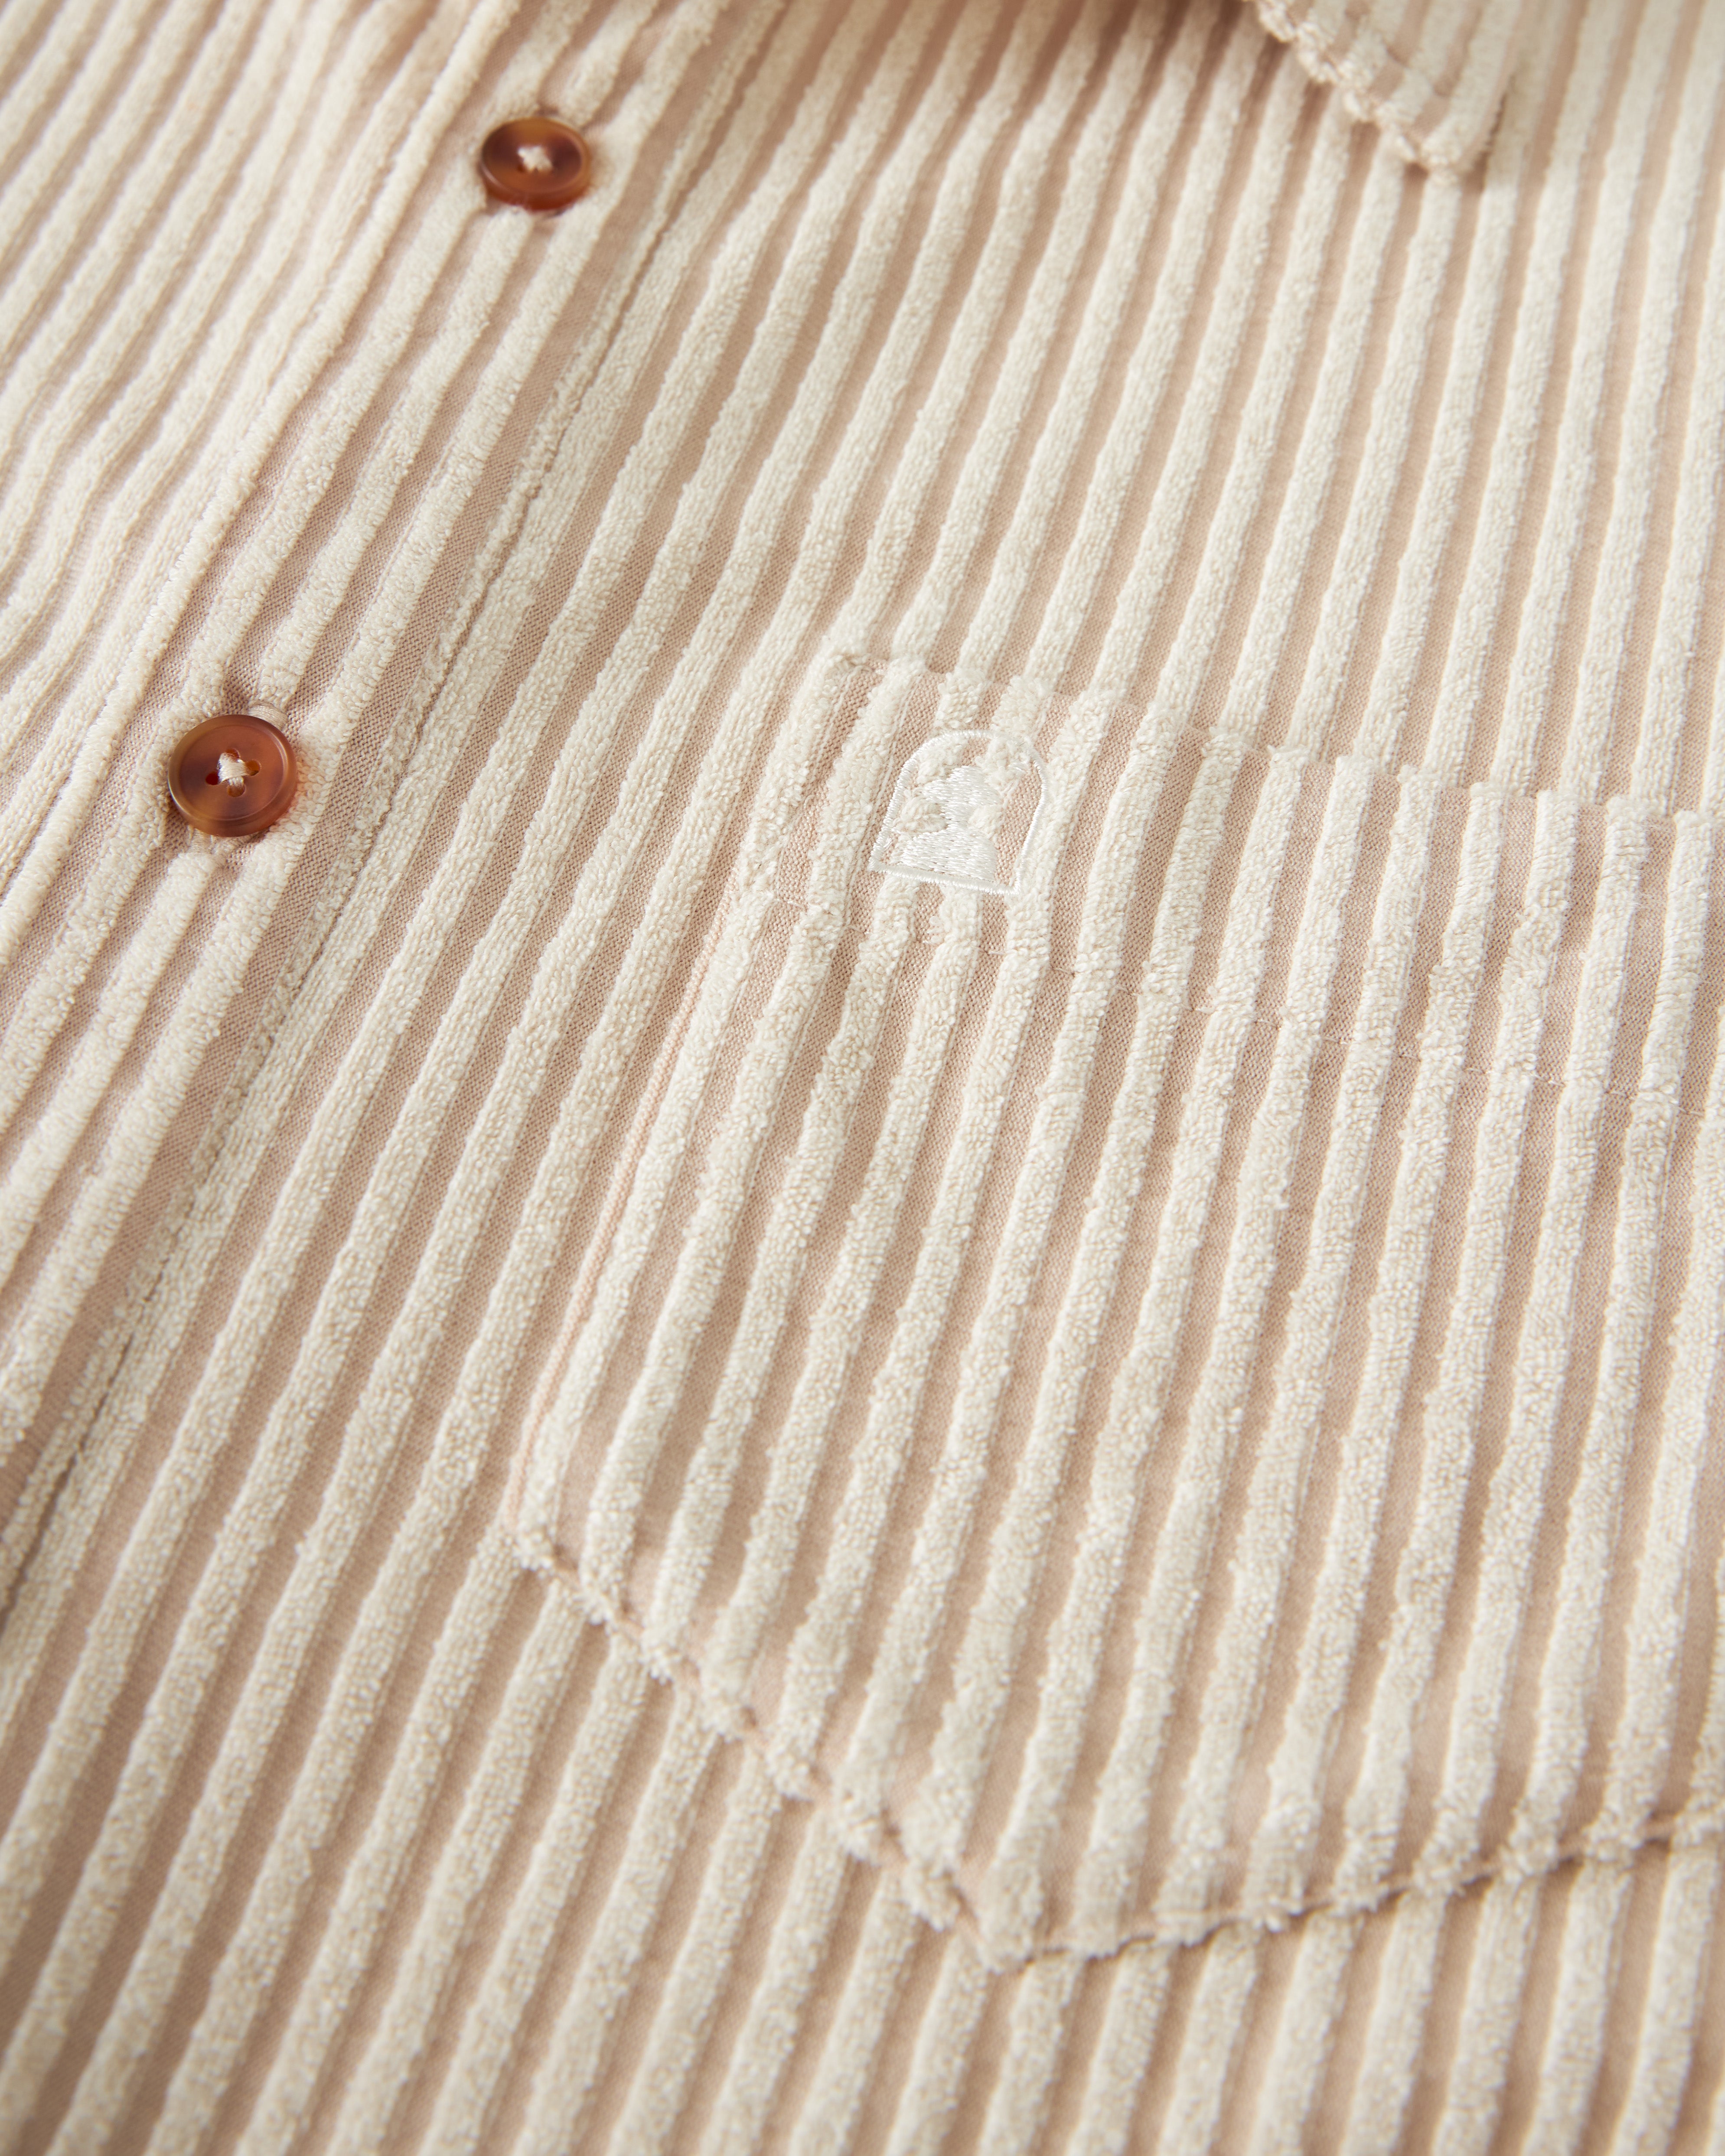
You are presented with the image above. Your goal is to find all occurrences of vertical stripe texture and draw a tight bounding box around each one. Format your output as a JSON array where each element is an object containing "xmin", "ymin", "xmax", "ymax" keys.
[{"xmin": 3, "ymin": 0, "xmax": 1725, "ymax": 2144}]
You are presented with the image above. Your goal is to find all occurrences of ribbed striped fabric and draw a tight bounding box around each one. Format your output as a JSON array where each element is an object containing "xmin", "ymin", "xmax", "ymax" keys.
[
  {"xmin": 1247, "ymin": 0, "xmax": 1532, "ymax": 170},
  {"xmin": 3, "ymin": 0, "xmax": 1725, "ymax": 2146},
  {"xmin": 519, "ymin": 661, "xmax": 1725, "ymax": 1970},
  {"xmin": 13, "ymin": 1571, "xmax": 1725, "ymax": 2156}
]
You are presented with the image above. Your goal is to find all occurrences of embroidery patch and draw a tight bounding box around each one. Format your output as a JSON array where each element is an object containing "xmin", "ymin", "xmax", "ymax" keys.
[{"xmin": 871, "ymin": 730, "xmax": 1047, "ymax": 895}]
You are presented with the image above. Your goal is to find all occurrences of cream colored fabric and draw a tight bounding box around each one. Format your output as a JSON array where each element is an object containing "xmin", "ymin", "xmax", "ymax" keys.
[
  {"xmin": 1247, "ymin": 0, "xmax": 1532, "ymax": 171},
  {"xmin": 3, "ymin": 0, "xmax": 1725, "ymax": 2149},
  {"xmin": 517, "ymin": 665, "xmax": 1725, "ymax": 1970}
]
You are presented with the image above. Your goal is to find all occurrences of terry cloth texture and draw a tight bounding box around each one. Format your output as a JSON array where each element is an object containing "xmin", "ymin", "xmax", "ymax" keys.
[
  {"xmin": 515, "ymin": 660, "xmax": 1725, "ymax": 1970},
  {"xmin": 1245, "ymin": 0, "xmax": 1532, "ymax": 173},
  {"xmin": 4, "ymin": 0, "xmax": 1725, "ymax": 2150}
]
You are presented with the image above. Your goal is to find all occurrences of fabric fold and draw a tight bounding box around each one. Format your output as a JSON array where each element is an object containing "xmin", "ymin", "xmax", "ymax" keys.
[{"xmin": 1246, "ymin": 0, "xmax": 1533, "ymax": 172}]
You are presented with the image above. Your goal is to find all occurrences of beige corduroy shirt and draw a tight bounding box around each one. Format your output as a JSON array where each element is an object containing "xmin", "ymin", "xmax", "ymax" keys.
[{"xmin": 3, "ymin": 0, "xmax": 1725, "ymax": 2146}]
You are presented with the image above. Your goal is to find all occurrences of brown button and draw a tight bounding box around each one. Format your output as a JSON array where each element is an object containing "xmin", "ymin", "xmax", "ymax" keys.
[
  {"xmin": 479, "ymin": 117, "xmax": 591, "ymax": 211},
  {"xmin": 167, "ymin": 712, "xmax": 297, "ymax": 837}
]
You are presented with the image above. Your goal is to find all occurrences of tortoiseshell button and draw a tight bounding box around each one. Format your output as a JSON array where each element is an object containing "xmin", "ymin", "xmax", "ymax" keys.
[
  {"xmin": 167, "ymin": 712, "xmax": 296, "ymax": 837},
  {"xmin": 478, "ymin": 117, "xmax": 592, "ymax": 211}
]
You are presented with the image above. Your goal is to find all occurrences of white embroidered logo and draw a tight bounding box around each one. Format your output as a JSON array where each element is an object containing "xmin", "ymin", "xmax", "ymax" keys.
[{"xmin": 871, "ymin": 731, "xmax": 1047, "ymax": 896}]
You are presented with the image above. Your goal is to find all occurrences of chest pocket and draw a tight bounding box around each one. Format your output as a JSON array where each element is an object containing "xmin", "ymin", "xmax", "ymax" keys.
[{"xmin": 514, "ymin": 651, "xmax": 1725, "ymax": 1969}]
